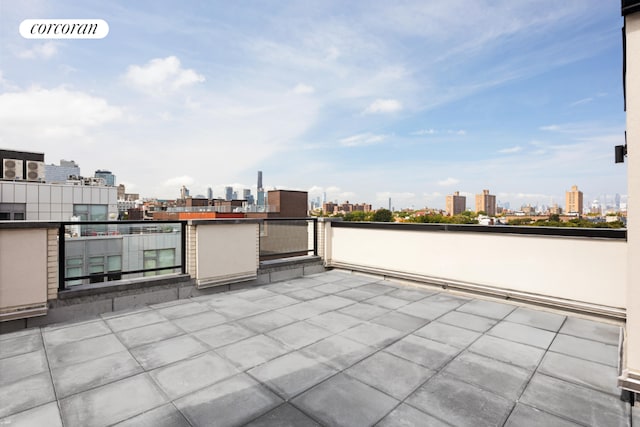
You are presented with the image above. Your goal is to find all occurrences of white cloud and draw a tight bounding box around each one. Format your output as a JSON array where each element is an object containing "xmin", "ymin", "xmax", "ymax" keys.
[
  {"xmin": 437, "ymin": 177, "xmax": 460, "ymax": 186},
  {"xmin": 540, "ymin": 124, "xmax": 560, "ymax": 131},
  {"xmin": 124, "ymin": 56, "xmax": 205, "ymax": 94},
  {"xmin": 411, "ymin": 128, "xmax": 466, "ymax": 136},
  {"xmin": 570, "ymin": 97, "xmax": 593, "ymax": 107},
  {"xmin": 498, "ymin": 146, "xmax": 523, "ymax": 154},
  {"xmin": 363, "ymin": 98, "xmax": 402, "ymax": 114},
  {"xmin": 292, "ymin": 83, "xmax": 315, "ymax": 94},
  {"xmin": 163, "ymin": 175, "xmax": 194, "ymax": 187},
  {"xmin": 0, "ymin": 86, "xmax": 122, "ymax": 139},
  {"xmin": 17, "ymin": 41, "xmax": 58, "ymax": 59},
  {"xmin": 339, "ymin": 132, "xmax": 386, "ymax": 147},
  {"xmin": 411, "ymin": 129, "xmax": 436, "ymax": 135}
]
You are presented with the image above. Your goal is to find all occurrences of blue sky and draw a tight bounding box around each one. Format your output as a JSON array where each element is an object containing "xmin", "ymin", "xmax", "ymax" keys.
[{"xmin": 0, "ymin": 0, "xmax": 627, "ymax": 209}]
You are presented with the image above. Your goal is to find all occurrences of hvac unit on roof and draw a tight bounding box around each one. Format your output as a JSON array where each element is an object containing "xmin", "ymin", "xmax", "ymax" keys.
[
  {"xmin": 2, "ymin": 159, "xmax": 23, "ymax": 180},
  {"xmin": 26, "ymin": 161, "xmax": 45, "ymax": 181}
]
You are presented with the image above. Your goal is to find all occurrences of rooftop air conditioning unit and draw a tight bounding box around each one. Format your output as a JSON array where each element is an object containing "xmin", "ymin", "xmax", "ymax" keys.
[
  {"xmin": 2, "ymin": 159, "xmax": 23, "ymax": 180},
  {"xmin": 26, "ymin": 161, "xmax": 45, "ymax": 181}
]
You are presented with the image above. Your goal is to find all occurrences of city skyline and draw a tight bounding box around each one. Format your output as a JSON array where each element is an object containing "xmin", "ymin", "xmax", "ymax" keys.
[{"xmin": 0, "ymin": 1, "xmax": 627, "ymax": 209}]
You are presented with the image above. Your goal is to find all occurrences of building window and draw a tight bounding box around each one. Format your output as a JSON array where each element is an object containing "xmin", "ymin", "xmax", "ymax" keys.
[
  {"xmin": 66, "ymin": 254, "xmax": 122, "ymax": 285},
  {"xmin": 144, "ymin": 248, "xmax": 176, "ymax": 276},
  {"xmin": 0, "ymin": 203, "xmax": 26, "ymax": 220},
  {"xmin": 73, "ymin": 204, "xmax": 108, "ymax": 221}
]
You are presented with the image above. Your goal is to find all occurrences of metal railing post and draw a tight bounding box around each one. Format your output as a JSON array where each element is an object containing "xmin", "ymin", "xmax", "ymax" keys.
[
  {"xmin": 58, "ymin": 223, "xmax": 66, "ymax": 291},
  {"xmin": 313, "ymin": 217, "xmax": 318, "ymax": 256}
]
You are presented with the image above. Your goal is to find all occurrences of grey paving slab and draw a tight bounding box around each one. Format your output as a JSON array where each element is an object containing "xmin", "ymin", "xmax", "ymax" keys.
[
  {"xmin": 538, "ymin": 351, "xmax": 620, "ymax": 396},
  {"xmin": 105, "ymin": 310, "xmax": 167, "ymax": 332},
  {"xmin": 0, "ymin": 332, "xmax": 43, "ymax": 360},
  {"xmin": 216, "ymin": 334, "xmax": 291, "ymax": 371},
  {"xmin": 116, "ymin": 321, "xmax": 184, "ymax": 348},
  {"xmin": 309, "ymin": 295, "xmax": 355, "ymax": 312},
  {"xmin": 0, "ymin": 402, "xmax": 63, "ymax": 427},
  {"xmin": 276, "ymin": 301, "xmax": 330, "ymax": 320},
  {"xmin": 520, "ymin": 373, "xmax": 629, "ymax": 427},
  {"xmin": 356, "ymin": 283, "xmax": 396, "ymax": 295},
  {"xmin": 267, "ymin": 320, "xmax": 333, "ymax": 349},
  {"xmin": 254, "ymin": 294, "xmax": 301, "ymax": 310},
  {"xmin": 385, "ymin": 334, "xmax": 460, "ymax": 369},
  {"xmin": 130, "ymin": 334, "xmax": 209, "ymax": 370},
  {"xmin": 366, "ymin": 294, "xmax": 412, "ymax": 310},
  {"xmin": 346, "ymin": 351, "xmax": 435, "ymax": 400},
  {"xmin": 467, "ymin": 334, "xmax": 545, "ymax": 371},
  {"xmin": 155, "ymin": 301, "xmax": 210, "ymax": 319},
  {"xmin": 559, "ymin": 316, "xmax": 621, "ymax": 345},
  {"xmin": 377, "ymin": 403, "xmax": 451, "ymax": 427},
  {"xmin": 43, "ymin": 320, "xmax": 111, "ymax": 347},
  {"xmin": 114, "ymin": 403, "xmax": 191, "ymax": 427},
  {"xmin": 549, "ymin": 333, "xmax": 618, "ymax": 367},
  {"xmin": 370, "ymin": 311, "xmax": 428, "ymax": 333},
  {"xmin": 288, "ymin": 288, "xmax": 326, "ymax": 301},
  {"xmin": 634, "ymin": 406, "xmax": 640, "ymax": 427},
  {"xmin": 0, "ymin": 349, "xmax": 47, "ymax": 386},
  {"xmin": 266, "ymin": 281, "xmax": 305, "ymax": 293},
  {"xmin": 426, "ymin": 293, "xmax": 470, "ymax": 305},
  {"xmin": 206, "ymin": 296, "xmax": 268, "ymax": 319},
  {"xmin": 51, "ymin": 350, "xmax": 143, "ymax": 399},
  {"xmin": 505, "ymin": 403, "xmax": 582, "ymax": 427},
  {"xmin": 59, "ymin": 373, "xmax": 167, "ymax": 427},
  {"xmin": 336, "ymin": 287, "xmax": 380, "ymax": 301},
  {"xmin": 306, "ymin": 311, "xmax": 363, "ymax": 333},
  {"xmin": 244, "ymin": 403, "xmax": 321, "ymax": 427},
  {"xmin": 232, "ymin": 288, "xmax": 278, "ymax": 301},
  {"xmin": 248, "ymin": 351, "xmax": 337, "ymax": 399},
  {"xmin": 488, "ymin": 321, "xmax": 556, "ymax": 349},
  {"xmin": 406, "ymin": 374, "xmax": 513, "ymax": 427},
  {"xmin": 149, "ymin": 352, "xmax": 239, "ymax": 399},
  {"xmin": 414, "ymin": 321, "xmax": 481, "ymax": 348},
  {"xmin": 0, "ymin": 372, "xmax": 55, "ymax": 419},
  {"xmin": 456, "ymin": 298, "xmax": 516, "ymax": 319},
  {"xmin": 171, "ymin": 310, "xmax": 228, "ymax": 332},
  {"xmin": 100, "ymin": 306, "xmax": 150, "ymax": 320},
  {"xmin": 191, "ymin": 323, "xmax": 256, "ymax": 348},
  {"xmin": 397, "ymin": 299, "xmax": 458, "ymax": 320},
  {"xmin": 442, "ymin": 351, "xmax": 531, "ymax": 400},
  {"xmin": 437, "ymin": 310, "xmax": 498, "ymax": 332},
  {"xmin": 339, "ymin": 322, "xmax": 404, "ymax": 348},
  {"xmin": 0, "ymin": 327, "xmax": 39, "ymax": 341},
  {"xmin": 338, "ymin": 303, "xmax": 390, "ymax": 320},
  {"xmin": 174, "ymin": 373, "xmax": 282, "ymax": 427},
  {"xmin": 387, "ymin": 287, "xmax": 435, "ymax": 301},
  {"xmin": 237, "ymin": 311, "xmax": 297, "ymax": 333},
  {"xmin": 313, "ymin": 282, "xmax": 351, "ymax": 294},
  {"xmin": 505, "ymin": 306, "xmax": 566, "ymax": 332},
  {"xmin": 293, "ymin": 373, "xmax": 399, "ymax": 427},
  {"xmin": 47, "ymin": 333, "xmax": 126, "ymax": 369},
  {"xmin": 301, "ymin": 335, "xmax": 376, "ymax": 370}
]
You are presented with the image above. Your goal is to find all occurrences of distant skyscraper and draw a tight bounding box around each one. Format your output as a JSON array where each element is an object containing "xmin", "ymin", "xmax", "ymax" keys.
[
  {"xmin": 232, "ymin": 191, "xmax": 238, "ymax": 200},
  {"xmin": 257, "ymin": 170, "xmax": 265, "ymax": 207},
  {"xmin": 207, "ymin": 187, "xmax": 213, "ymax": 200},
  {"xmin": 180, "ymin": 185, "xmax": 189, "ymax": 200},
  {"xmin": 616, "ymin": 193, "xmax": 621, "ymax": 210},
  {"xmin": 225, "ymin": 186, "xmax": 233, "ymax": 201},
  {"xmin": 446, "ymin": 191, "xmax": 466, "ymax": 215},
  {"xmin": 475, "ymin": 189, "xmax": 496, "ymax": 216},
  {"xmin": 94, "ymin": 170, "xmax": 115, "ymax": 186},
  {"xmin": 565, "ymin": 185, "xmax": 583, "ymax": 215}
]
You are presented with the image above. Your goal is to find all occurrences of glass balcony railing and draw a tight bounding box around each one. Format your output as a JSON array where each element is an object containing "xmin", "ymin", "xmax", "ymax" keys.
[{"xmin": 59, "ymin": 220, "xmax": 186, "ymax": 289}]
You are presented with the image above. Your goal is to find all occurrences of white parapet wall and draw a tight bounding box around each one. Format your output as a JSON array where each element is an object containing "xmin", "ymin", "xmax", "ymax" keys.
[
  {"xmin": 327, "ymin": 223, "xmax": 627, "ymax": 315},
  {"xmin": 189, "ymin": 220, "xmax": 260, "ymax": 288},
  {"xmin": 0, "ymin": 226, "xmax": 50, "ymax": 320}
]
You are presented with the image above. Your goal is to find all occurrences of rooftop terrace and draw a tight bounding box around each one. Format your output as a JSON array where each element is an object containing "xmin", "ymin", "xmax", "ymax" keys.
[{"xmin": 0, "ymin": 270, "xmax": 631, "ymax": 427}]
